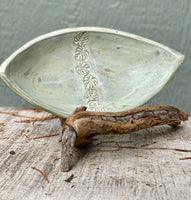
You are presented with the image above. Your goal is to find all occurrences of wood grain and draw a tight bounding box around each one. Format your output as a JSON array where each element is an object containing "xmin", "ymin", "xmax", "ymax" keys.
[{"xmin": 0, "ymin": 107, "xmax": 191, "ymax": 200}]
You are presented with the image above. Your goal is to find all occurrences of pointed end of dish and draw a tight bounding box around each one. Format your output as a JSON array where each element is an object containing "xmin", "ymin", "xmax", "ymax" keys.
[
  {"xmin": 178, "ymin": 53, "xmax": 184, "ymax": 66},
  {"xmin": 172, "ymin": 49, "xmax": 184, "ymax": 69},
  {"xmin": 0, "ymin": 67, "xmax": 4, "ymax": 75},
  {"xmin": 0, "ymin": 61, "xmax": 7, "ymax": 76}
]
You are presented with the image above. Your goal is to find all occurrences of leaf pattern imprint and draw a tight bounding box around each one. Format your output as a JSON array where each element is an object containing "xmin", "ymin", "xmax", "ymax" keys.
[
  {"xmin": 88, "ymin": 101, "xmax": 104, "ymax": 111},
  {"xmin": 83, "ymin": 74, "xmax": 98, "ymax": 89},
  {"xmin": 85, "ymin": 89, "xmax": 99, "ymax": 102},
  {"xmin": 73, "ymin": 31, "xmax": 104, "ymax": 111},
  {"xmin": 76, "ymin": 62, "xmax": 90, "ymax": 75},
  {"xmin": 73, "ymin": 32, "xmax": 88, "ymax": 46},
  {"xmin": 75, "ymin": 46, "xmax": 89, "ymax": 61}
]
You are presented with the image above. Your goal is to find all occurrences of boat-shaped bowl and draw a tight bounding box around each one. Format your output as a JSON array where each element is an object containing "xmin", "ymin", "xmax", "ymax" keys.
[{"xmin": 0, "ymin": 27, "xmax": 184, "ymax": 118}]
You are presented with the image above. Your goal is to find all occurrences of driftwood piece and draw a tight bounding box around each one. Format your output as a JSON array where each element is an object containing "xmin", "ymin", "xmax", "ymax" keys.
[
  {"xmin": 67, "ymin": 105, "xmax": 188, "ymax": 146},
  {"xmin": 0, "ymin": 107, "xmax": 191, "ymax": 200},
  {"xmin": 60, "ymin": 105, "xmax": 188, "ymax": 171}
]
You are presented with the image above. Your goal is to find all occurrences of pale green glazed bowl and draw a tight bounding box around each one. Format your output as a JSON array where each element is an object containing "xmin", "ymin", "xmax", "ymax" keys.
[{"xmin": 0, "ymin": 27, "xmax": 184, "ymax": 118}]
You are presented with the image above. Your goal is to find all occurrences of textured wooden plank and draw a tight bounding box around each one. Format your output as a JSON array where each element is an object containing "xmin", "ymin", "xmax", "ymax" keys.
[{"xmin": 0, "ymin": 107, "xmax": 191, "ymax": 200}]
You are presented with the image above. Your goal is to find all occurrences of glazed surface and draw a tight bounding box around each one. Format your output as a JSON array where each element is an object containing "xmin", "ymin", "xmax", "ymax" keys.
[{"xmin": 0, "ymin": 28, "xmax": 184, "ymax": 117}]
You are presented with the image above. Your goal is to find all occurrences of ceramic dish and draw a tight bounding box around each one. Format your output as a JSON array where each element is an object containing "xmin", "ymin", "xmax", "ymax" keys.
[{"xmin": 0, "ymin": 27, "xmax": 184, "ymax": 118}]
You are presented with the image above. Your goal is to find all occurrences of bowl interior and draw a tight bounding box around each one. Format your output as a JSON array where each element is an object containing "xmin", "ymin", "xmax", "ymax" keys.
[{"xmin": 2, "ymin": 30, "xmax": 183, "ymax": 117}]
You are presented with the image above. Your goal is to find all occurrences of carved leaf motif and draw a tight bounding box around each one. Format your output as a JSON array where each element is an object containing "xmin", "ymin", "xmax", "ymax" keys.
[
  {"xmin": 73, "ymin": 31, "xmax": 104, "ymax": 111},
  {"xmin": 88, "ymin": 101, "xmax": 104, "ymax": 111},
  {"xmin": 75, "ymin": 46, "xmax": 89, "ymax": 61},
  {"xmin": 85, "ymin": 89, "xmax": 99, "ymax": 101},
  {"xmin": 76, "ymin": 62, "xmax": 90, "ymax": 75},
  {"xmin": 83, "ymin": 74, "xmax": 98, "ymax": 89},
  {"xmin": 73, "ymin": 32, "xmax": 88, "ymax": 46}
]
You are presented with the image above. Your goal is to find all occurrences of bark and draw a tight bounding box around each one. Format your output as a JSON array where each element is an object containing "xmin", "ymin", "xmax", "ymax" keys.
[
  {"xmin": 60, "ymin": 105, "xmax": 188, "ymax": 171},
  {"xmin": 64, "ymin": 105, "xmax": 188, "ymax": 146}
]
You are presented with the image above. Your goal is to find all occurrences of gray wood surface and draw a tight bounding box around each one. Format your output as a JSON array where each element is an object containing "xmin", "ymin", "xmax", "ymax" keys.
[{"xmin": 0, "ymin": 107, "xmax": 191, "ymax": 200}]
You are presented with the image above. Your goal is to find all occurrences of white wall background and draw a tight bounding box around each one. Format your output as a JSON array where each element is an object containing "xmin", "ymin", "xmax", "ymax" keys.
[{"xmin": 0, "ymin": 0, "xmax": 190, "ymax": 113}]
